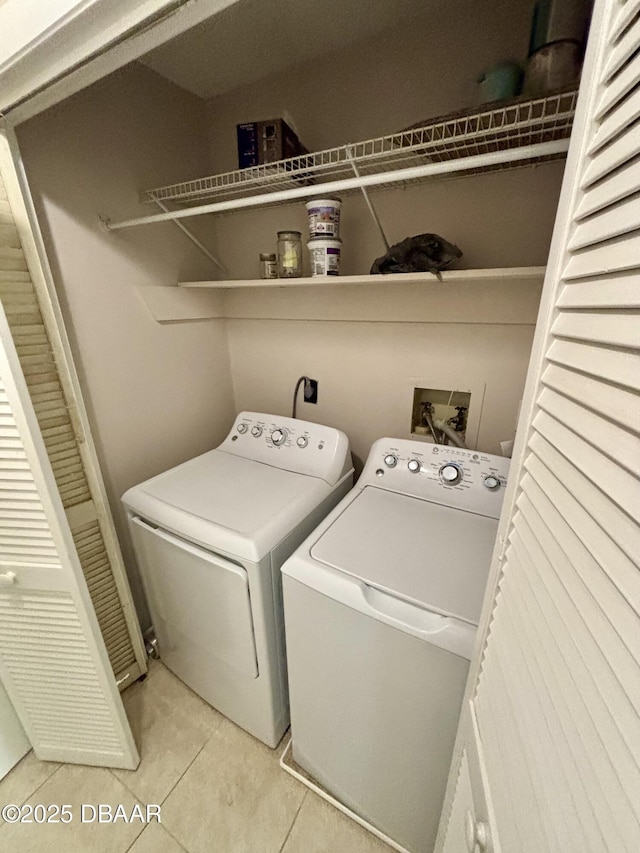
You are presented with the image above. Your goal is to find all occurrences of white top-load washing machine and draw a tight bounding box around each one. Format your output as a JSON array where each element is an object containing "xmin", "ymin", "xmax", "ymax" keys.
[
  {"xmin": 122, "ymin": 412, "xmax": 352, "ymax": 748},
  {"xmin": 282, "ymin": 437, "xmax": 509, "ymax": 852}
]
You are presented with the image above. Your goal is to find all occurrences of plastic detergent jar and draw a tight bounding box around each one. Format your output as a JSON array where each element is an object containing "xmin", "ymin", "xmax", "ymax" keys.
[
  {"xmin": 305, "ymin": 198, "xmax": 342, "ymax": 239},
  {"xmin": 307, "ymin": 236, "xmax": 341, "ymax": 276},
  {"xmin": 277, "ymin": 231, "xmax": 303, "ymax": 277}
]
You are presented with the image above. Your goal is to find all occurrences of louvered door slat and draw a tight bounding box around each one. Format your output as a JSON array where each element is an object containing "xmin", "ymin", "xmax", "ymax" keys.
[
  {"xmin": 563, "ymin": 231, "xmax": 640, "ymax": 278},
  {"xmin": 442, "ymin": 9, "xmax": 640, "ymax": 846},
  {"xmin": 478, "ymin": 600, "xmax": 593, "ymax": 852},
  {"xmin": 537, "ymin": 388, "xmax": 639, "ymax": 474},
  {"xmin": 581, "ymin": 121, "xmax": 640, "ymax": 189},
  {"xmin": 555, "ymin": 275, "xmax": 640, "ymax": 308},
  {"xmin": 513, "ymin": 507, "xmax": 640, "ymax": 768},
  {"xmin": 589, "ymin": 78, "xmax": 640, "ymax": 153},
  {"xmin": 611, "ymin": 0, "xmax": 640, "ymax": 43},
  {"xmin": 0, "ymin": 317, "xmax": 138, "ymax": 766},
  {"xmin": 603, "ymin": 12, "xmax": 640, "ymax": 81},
  {"xmin": 476, "ymin": 646, "xmax": 548, "ymax": 852},
  {"xmin": 502, "ymin": 543, "xmax": 638, "ymax": 848},
  {"xmin": 542, "ymin": 363, "xmax": 639, "ymax": 428},
  {"xmin": 594, "ymin": 32, "xmax": 640, "ymax": 119},
  {"xmin": 570, "ymin": 194, "xmax": 640, "ymax": 248},
  {"xmin": 529, "ymin": 431, "xmax": 640, "ymax": 562},
  {"xmin": 0, "ymin": 155, "xmax": 145, "ymax": 693},
  {"xmin": 0, "ymin": 147, "xmax": 143, "ymax": 766},
  {"xmin": 513, "ymin": 495, "xmax": 640, "ymax": 700},
  {"xmin": 551, "ymin": 309, "xmax": 639, "ymax": 346},
  {"xmin": 576, "ymin": 153, "xmax": 640, "ymax": 219},
  {"xmin": 546, "ymin": 339, "xmax": 637, "ymax": 391},
  {"xmin": 523, "ymin": 458, "xmax": 640, "ymax": 627},
  {"xmin": 502, "ymin": 548, "xmax": 631, "ymax": 848}
]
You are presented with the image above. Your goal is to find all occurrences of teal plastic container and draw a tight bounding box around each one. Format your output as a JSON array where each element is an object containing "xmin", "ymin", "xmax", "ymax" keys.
[{"xmin": 478, "ymin": 62, "xmax": 523, "ymax": 103}]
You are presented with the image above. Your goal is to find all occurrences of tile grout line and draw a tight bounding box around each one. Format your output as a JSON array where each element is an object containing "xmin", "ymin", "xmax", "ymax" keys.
[
  {"xmin": 146, "ymin": 725, "xmax": 220, "ymax": 853},
  {"xmin": 121, "ymin": 820, "xmax": 189, "ymax": 853},
  {"xmin": 0, "ymin": 756, "xmax": 63, "ymax": 822},
  {"xmin": 107, "ymin": 708, "xmax": 223, "ymax": 806},
  {"xmin": 277, "ymin": 788, "xmax": 309, "ymax": 853},
  {"xmin": 109, "ymin": 715, "xmax": 222, "ymax": 852}
]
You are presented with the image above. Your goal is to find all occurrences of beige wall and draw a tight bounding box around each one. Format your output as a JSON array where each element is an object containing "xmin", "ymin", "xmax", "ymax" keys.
[
  {"xmin": 204, "ymin": 0, "xmax": 564, "ymax": 463},
  {"xmin": 226, "ymin": 318, "xmax": 536, "ymax": 469},
  {"xmin": 18, "ymin": 64, "xmax": 236, "ymax": 623},
  {"xmin": 13, "ymin": 2, "xmax": 567, "ymax": 621},
  {"xmin": 206, "ymin": 0, "xmax": 540, "ymax": 167}
]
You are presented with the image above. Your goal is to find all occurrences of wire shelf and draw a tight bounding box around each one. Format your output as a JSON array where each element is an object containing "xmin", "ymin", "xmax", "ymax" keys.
[{"xmin": 141, "ymin": 90, "xmax": 578, "ymax": 208}]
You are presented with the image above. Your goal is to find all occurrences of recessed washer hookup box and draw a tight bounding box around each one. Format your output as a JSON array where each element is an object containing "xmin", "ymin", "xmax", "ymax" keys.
[{"xmin": 237, "ymin": 118, "xmax": 308, "ymax": 169}]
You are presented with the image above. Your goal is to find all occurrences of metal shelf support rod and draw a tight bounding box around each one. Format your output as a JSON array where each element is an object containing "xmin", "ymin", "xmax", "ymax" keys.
[
  {"xmin": 346, "ymin": 146, "xmax": 390, "ymax": 250},
  {"xmin": 152, "ymin": 196, "xmax": 227, "ymax": 274},
  {"xmin": 106, "ymin": 140, "xmax": 570, "ymax": 231}
]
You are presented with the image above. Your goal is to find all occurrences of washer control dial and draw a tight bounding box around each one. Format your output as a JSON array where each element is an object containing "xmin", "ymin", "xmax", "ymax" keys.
[
  {"xmin": 251, "ymin": 425, "xmax": 262, "ymax": 437},
  {"xmin": 296, "ymin": 436, "xmax": 309, "ymax": 448},
  {"xmin": 484, "ymin": 475, "xmax": 501, "ymax": 491},
  {"xmin": 271, "ymin": 428, "xmax": 287, "ymax": 446},
  {"xmin": 237, "ymin": 423, "xmax": 248, "ymax": 434},
  {"xmin": 440, "ymin": 463, "xmax": 462, "ymax": 485},
  {"xmin": 407, "ymin": 459, "xmax": 421, "ymax": 473},
  {"xmin": 384, "ymin": 454, "xmax": 398, "ymax": 468}
]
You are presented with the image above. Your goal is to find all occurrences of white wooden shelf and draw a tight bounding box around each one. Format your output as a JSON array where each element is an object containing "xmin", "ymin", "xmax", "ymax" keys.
[{"xmin": 179, "ymin": 267, "xmax": 546, "ymax": 290}]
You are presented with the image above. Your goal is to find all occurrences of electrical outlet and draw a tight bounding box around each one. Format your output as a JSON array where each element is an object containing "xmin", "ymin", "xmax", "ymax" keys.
[{"xmin": 304, "ymin": 378, "xmax": 318, "ymax": 404}]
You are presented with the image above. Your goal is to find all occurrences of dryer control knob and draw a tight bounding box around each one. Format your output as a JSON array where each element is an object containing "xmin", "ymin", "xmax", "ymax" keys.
[
  {"xmin": 484, "ymin": 475, "xmax": 501, "ymax": 491},
  {"xmin": 296, "ymin": 436, "xmax": 309, "ymax": 448},
  {"xmin": 271, "ymin": 428, "xmax": 287, "ymax": 446},
  {"xmin": 407, "ymin": 459, "xmax": 421, "ymax": 473},
  {"xmin": 384, "ymin": 454, "xmax": 398, "ymax": 468},
  {"xmin": 440, "ymin": 463, "xmax": 462, "ymax": 485},
  {"xmin": 237, "ymin": 423, "xmax": 248, "ymax": 434},
  {"xmin": 251, "ymin": 426, "xmax": 263, "ymax": 437}
]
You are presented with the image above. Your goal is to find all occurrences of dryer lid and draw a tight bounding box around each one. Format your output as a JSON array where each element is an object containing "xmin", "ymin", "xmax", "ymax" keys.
[
  {"xmin": 310, "ymin": 485, "xmax": 499, "ymax": 624},
  {"xmin": 122, "ymin": 448, "xmax": 330, "ymax": 562}
]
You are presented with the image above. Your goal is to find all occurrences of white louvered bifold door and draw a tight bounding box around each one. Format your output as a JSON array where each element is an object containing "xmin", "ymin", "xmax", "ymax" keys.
[
  {"xmin": 0, "ymin": 298, "xmax": 139, "ymax": 768},
  {"xmin": 0, "ymin": 127, "xmax": 146, "ymax": 693},
  {"xmin": 438, "ymin": 1, "xmax": 640, "ymax": 851}
]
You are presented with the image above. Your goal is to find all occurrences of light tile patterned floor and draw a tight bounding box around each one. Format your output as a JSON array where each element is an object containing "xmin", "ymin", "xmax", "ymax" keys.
[{"xmin": 0, "ymin": 661, "xmax": 392, "ymax": 852}]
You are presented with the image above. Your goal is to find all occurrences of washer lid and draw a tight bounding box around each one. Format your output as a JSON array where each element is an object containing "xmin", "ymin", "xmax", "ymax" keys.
[
  {"xmin": 310, "ymin": 485, "xmax": 499, "ymax": 624},
  {"xmin": 122, "ymin": 448, "xmax": 330, "ymax": 562}
]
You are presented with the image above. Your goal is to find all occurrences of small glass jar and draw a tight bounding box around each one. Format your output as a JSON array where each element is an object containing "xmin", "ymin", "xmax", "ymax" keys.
[
  {"xmin": 259, "ymin": 253, "xmax": 277, "ymax": 279},
  {"xmin": 277, "ymin": 231, "xmax": 303, "ymax": 278}
]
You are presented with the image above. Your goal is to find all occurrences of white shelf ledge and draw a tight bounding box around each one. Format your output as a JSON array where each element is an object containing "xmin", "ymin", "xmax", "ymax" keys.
[{"xmin": 179, "ymin": 267, "xmax": 546, "ymax": 289}]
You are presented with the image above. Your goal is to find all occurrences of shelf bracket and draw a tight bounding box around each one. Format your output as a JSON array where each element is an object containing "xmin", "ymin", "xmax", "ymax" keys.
[
  {"xmin": 346, "ymin": 146, "xmax": 389, "ymax": 251},
  {"xmin": 151, "ymin": 195, "xmax": 227, "ymax": 275}
]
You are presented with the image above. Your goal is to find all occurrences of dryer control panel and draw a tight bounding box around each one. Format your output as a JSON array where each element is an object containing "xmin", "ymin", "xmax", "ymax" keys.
[
  {"xmin": 361, "ymin": 438, "xmax": 510, "ymax": 519},
  {"xmin": 219, "ymin": 411, "xmax": 352, "ymax": 486}
]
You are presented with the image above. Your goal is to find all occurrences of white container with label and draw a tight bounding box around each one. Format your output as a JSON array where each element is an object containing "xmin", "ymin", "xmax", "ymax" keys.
[
  {"xmin": 307, "ymin": 238, "xmax": 342, "ymax": 277},
  {"xmin": 306, "ymin": 198, "xmax": 342, "ymax": 239}
]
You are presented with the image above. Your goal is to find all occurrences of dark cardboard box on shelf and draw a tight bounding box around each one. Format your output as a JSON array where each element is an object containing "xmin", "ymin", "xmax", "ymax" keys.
[{"xmin": 237, "ymin": 118, "xmax": 308, "ymax": 168}]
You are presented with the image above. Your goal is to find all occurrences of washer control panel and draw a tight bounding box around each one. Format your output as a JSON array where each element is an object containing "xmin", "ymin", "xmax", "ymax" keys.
[
  {"xmin": 219, "ymin": 411, "xmax": 352, "ymax": 486},
  {"xmin": 365, "ymin": 437, "xmax": 510, "ymax": 519}
]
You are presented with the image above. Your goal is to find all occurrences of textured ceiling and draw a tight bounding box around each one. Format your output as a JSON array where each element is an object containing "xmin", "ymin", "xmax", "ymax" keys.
[{"xmin": 140, "ymin": 0, "xmax": 434, "ymax": 100}]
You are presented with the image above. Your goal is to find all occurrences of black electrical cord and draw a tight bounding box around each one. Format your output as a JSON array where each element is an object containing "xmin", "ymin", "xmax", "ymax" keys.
[{"xmin": 292, "ymin": 375, "xmax": 311, "ymax": 418}]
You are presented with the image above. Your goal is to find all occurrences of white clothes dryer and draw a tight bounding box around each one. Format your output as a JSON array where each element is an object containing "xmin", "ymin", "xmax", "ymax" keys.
[
  {"xmin": 122, "ymin": 412, "xmax": 352, "ymax": 748},
  {"xmin": 281, "ymin": 437, "xmax": 509, "ymax": 851}
]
